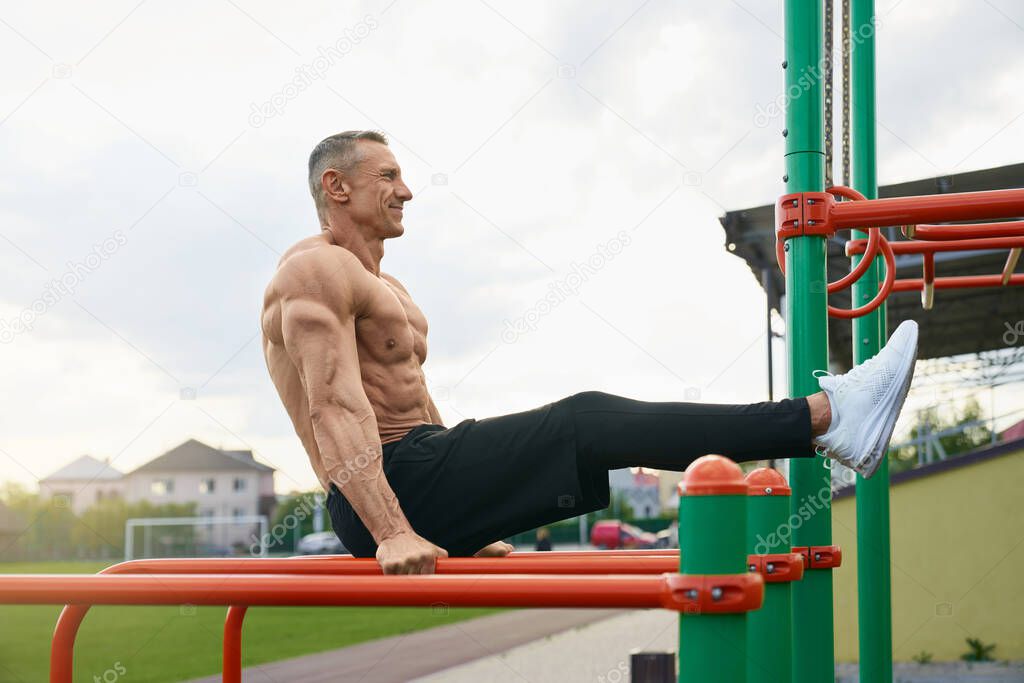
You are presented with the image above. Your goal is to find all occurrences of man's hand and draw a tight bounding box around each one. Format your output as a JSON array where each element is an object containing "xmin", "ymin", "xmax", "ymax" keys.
[
  {"xmin": 474, "ymin": 541, "xmax": 514, "ymax": 558},
  {"xmin": 376, "ymin": 531, "xmax": 448, "ymax": 574}
]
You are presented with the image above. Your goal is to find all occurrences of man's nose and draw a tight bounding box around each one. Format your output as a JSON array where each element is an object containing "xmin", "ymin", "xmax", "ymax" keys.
[{"xmin": 396, "ymin": 179, "xmax": 413, "ymax": 202}]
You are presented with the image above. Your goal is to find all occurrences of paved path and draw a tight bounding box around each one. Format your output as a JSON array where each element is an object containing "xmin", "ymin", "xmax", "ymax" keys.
[
  {"xmin": 185, "ymin": 608, "xmax": 623, "ymax": 683},
  {"xmin": 413, "ymin": 609, "xmax": 676, "ymax": 683}
]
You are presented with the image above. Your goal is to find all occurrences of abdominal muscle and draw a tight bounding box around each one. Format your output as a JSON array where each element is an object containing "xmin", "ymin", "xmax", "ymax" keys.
[{"xmin": 265, "ymin": 338, "xmax": 432, "ymax": 491}]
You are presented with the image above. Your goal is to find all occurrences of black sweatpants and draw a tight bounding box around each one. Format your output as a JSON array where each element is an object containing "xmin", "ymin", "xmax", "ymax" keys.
[{"xmin": 326, "ymin": 391, "xmax": 815, "ymax": 557}]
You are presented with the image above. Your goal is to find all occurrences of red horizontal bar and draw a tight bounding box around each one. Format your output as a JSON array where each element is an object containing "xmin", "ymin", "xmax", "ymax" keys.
[
  {"xmin": 910, "ymin": 221, "xmax": 1024, "ymax": 240},
  {"xmin": 831, "ymin": 188, "xmax": 1024, "ymax": 229},
  {"xmin": 847, "ymin": 236, "xmax": 1024, "ymax": 256},
  {"xmin": 101, "ymin": 555, "xmax": 679, "ymax": 575},
  {"xmin": 292, "ymin": 550, "xmax": 678, "ymax": 560},
  {"xmin": 893, "ymin": 274, "xmax": 1024, "ymax": 291},
  {"xmin": 52, "ymin": 551, "xmax": 682, "ymax": 683},
  {"xmin": 3, "ymin": 573, "xmax": 692, "ymax": 610}
]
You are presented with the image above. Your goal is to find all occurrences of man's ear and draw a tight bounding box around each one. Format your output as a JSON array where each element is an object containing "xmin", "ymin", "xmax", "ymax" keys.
[{"xmin": 321, "ymin": 168, "xmax": 350, "ymax": 205}]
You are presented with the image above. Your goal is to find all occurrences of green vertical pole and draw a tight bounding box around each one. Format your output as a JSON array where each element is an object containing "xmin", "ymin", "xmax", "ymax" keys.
[
  {"xmin": 783, "ymin": 0, "xmax": 834, "ymax": 682},
  {"xmin": 678, "ymin": 455, "xmax": 749, "ymax": 683},
  {"xmin": 745, "ymin": 468, "xmax": 793, "ymax": 683},
  {"xmin": 850, "ymin": 0, "xmax": 893, "ymax": 680}
]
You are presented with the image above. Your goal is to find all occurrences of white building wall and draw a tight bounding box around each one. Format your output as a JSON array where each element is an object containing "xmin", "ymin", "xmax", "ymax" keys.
[
  {"xmin": 38, "ymin": 479, "xmax": 126, "ymax": 516},
  {"xmin": 124, "ymin": 471, "xmax": 263, "ymax": 550}
]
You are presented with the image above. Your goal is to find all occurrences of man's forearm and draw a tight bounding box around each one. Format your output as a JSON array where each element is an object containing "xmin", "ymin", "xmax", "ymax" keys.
[{"xmin": 312, "ymin": 411, "xmax": 414, "ymax": 543}]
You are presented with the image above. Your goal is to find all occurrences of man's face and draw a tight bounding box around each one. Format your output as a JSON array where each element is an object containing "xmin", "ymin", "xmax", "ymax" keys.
[{"xmin": 345, "ymin": 142, "xmax": 412, "ymax": 238}]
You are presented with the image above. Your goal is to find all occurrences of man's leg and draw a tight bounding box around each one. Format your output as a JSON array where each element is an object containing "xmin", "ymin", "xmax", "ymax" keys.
[
  {"xmin": 563, "ymin": 319, "xmax": 918, "ymax": 479},
  {"xmin": 558, "ymin": 391, "xmax": 822, "ymax": 472}
]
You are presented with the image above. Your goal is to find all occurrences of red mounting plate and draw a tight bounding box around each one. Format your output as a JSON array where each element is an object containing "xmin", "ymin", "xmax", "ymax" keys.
[
  {"xmin": 792, "ymin": 545, "xmax": 843, "ymax": 570},
  {"xmin": 747, "ymin": 552, "xmax": 806, "ymax": 583},
  {"xmin": 775, "ymin": 192, "xmax": 837, "ymax": 239},
  {"xmin": 664, "ymin": 572, "xmax": 764, "ymax": 615}
]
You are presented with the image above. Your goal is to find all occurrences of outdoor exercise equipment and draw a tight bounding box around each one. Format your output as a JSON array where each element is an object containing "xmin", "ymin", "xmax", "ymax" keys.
[
  {"xmin": 14, "ymin": 454, "xmax": 790, "ymax": 683},
  {"xmin": 3, "ymin": 1, "xmax": 1021, "ymax": 682},
  {"xmin": 778, "ymin": 1, "xmax": 1022, "ymax": 681}
]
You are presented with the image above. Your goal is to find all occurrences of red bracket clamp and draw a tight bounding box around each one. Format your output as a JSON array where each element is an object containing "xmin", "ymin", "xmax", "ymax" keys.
[
  {"xmin": 792, "ymin": 545, "xmax": 842, "ymax": 570},
  {"xmin": 747, "ymin": 552, "xmax": 806, "ymax": 583},
  {"xmin": 775, "ymin": 191, "xmax": 836, "ymax": 240},
  {"xmin": 663, "ymin": 572, "xmax": 764, "ymax": 614}
]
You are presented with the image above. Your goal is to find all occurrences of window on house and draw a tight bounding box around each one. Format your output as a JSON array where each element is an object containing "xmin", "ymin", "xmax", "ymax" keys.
[
  {"xmin": 232, "ymin": 508, "xmax": 246, "ymax": 518},
  {"xmin": 199, "ymin": 478, "xmax": 216, "ymax": 494},
  {"xmin": 150, "ymin": 479, "xmax": 174, "ymax": 495},
  {"xmin": 232, "ymin": 477, "xmax": 246, "ymax": 492}
]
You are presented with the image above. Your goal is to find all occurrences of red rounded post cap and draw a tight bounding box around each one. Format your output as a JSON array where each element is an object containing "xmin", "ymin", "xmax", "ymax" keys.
[
  {"xmin": 745, "ymin": 468, "xmax": 791, "ymax": 496},
  {"xmin": 680, "ymin": 455, "xmax": 746, "ymax": 496}
]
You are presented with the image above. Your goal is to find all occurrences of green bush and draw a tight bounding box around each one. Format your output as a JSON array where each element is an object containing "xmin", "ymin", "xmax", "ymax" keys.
[{"xmin": 961, "ymin": 637, "xmax": 996, "ymax": 662}]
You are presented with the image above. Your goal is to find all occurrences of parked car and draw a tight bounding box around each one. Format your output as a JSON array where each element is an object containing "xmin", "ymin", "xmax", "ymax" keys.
[
  {"xmin": 655, "ymin": 524, "xmax": 678, "ymax": 549},
  {"xmin": 297, "ymin": 531, "xmax": 346, "ymax": 555},
  {"xmin": 590, "ymin": 520, "xmax": 658, "ymax": 550}
]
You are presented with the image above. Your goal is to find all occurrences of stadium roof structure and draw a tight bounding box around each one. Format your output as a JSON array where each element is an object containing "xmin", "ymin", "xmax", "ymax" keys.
[{"xmin": 721, "ymin": 163, "xmax": 1024, "ymax": 371}]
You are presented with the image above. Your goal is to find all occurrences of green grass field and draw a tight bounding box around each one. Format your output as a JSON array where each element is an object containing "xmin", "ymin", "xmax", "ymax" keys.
[{"xmin": 0, "ymin": 561, "xmax": 501, "ymax": 683}]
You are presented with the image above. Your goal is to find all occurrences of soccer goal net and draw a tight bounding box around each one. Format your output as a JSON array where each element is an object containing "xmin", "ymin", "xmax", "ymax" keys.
[{"xmin": 124, "ymin": 515, "xmax": 269, "ymax": 561}]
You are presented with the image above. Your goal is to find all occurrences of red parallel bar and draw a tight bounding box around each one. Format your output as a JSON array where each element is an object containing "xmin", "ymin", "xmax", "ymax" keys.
[
  {"xmin": 51, "ymin": 554, "xmax": 678, "ymax": 683},
  {"xmin": 290, "ymin": 550, "xmax": 678, "ymax": 560},
  {"xmin": 6, "ymin": 573, "xmax": 690, "ymax": 609},
  {"xmin": 847, "ymin": 236, "xmax": 1024, "ymax": 256},
  {"xmin": 56, "ymin": 555, "xmax": 679, "ymax": 576},
  {"xmin": 831, "ymin": 188, "xmax": 1024, "ymax": 229},
  {"xmin": 223, "ymin": 605, "xmax": 247, "ymax": 683},
  {"xmin": 893, "ymin": 274, "xmax": 1024, "ymax": 291},
  {"xmin": 910, "ymin": 221, "xmax": 1024, "ymax": 240}
]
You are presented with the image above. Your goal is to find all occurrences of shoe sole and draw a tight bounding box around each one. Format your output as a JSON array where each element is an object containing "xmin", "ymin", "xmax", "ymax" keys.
[{"xmin": 856, "ymin": 328, "xmax": 919, "ymax": 479}]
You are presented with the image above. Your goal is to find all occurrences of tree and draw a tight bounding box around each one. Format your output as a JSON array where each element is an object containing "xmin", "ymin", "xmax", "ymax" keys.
[
  {"xmin": 267, "ymin": 491, "xmax": 331, "ymax": 552},
  {"xmin": 890, "ymin": 397, "xmax": 992, "ymax": 474},
  {"xmin": 74, "ymin": 498, "xmax": 197, "ymax": 559}
]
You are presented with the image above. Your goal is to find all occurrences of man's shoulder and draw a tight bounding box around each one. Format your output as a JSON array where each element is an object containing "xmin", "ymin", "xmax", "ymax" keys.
[
  {"xmin": 273, "ymin": 239, "xmax": 364, "ymax": 295},
  {"xmin": 378, "ymin": 271, "xmax": 410, "ymax": 294}
]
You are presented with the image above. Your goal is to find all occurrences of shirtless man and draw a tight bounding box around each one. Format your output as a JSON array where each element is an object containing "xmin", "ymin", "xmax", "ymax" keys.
[{"xmin": 261, "ymin": 130, "xmax": 919, "ymax": 574}]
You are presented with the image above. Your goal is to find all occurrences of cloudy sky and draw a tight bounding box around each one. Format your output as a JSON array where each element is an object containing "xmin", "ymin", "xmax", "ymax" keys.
[{"xmin": 1, "ymin": 0, "xmax": 1022, "ymax": 494}]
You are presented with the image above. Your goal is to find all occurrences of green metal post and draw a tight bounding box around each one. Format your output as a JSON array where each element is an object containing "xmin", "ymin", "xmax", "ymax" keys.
[
  {"xmin": 850, "ymin": 0, "xmax": 893, "ymax": 680},
  {"xmin": 678, "ymin": 455, "xmax": 749, "ymax": 683},
  {"xmin": 783, "ymin": 0, "xmax": 834, "ymax": 681},
  {"xmin": 745, "ymin": 468, "xmax": 793, "ymax": 683}
]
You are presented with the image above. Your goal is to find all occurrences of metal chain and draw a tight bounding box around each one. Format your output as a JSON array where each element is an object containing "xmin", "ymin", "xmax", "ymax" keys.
[
  {"xmin": 824, "ymin": 0, "xmax": 834, "ymax": 188},
  {"xmin": 842, "ymin": 0, "xmax": 851, "ymax": 186}
]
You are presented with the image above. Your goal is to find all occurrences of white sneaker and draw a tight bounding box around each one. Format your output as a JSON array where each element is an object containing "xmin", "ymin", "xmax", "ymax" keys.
[{"xmin": 813, "ymin": 320, "xmax": 919, "ymax": 479}]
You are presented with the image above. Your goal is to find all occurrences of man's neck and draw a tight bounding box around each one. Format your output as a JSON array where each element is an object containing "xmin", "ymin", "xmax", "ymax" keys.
[{"xmin": 322, "ymin": 223, "xmax": 384, "ymax": 276}]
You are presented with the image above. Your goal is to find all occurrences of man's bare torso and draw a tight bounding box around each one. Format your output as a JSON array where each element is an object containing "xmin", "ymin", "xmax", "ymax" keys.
[{"xmin": 261, "ymin": 233, "xmax": 434, "ymax": 489}]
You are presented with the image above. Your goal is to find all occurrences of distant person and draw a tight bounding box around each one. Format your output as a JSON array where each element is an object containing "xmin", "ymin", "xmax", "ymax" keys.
[
  {"xmin": 261, "ymin": 130, "xmax": 920, "ymax": 574},
  {"xmin": 535, "ymin": 527, "xmax": 552, "ymax": 552}
]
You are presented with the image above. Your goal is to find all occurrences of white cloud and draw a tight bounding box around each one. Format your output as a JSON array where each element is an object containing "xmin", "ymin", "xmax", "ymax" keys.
[{"xmin": 1, "ymin": 0, "xmax": 1021, "ymax": 492}]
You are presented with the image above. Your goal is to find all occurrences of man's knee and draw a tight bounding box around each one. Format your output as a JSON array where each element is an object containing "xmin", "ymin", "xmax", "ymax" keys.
[{"xmin": 560, "ymin": 390, "xmax": 615, "ymax": 413}]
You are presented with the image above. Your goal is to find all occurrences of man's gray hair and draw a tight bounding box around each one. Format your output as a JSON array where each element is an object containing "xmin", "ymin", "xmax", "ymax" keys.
[{"xmin": 308, "ymin": 130, "xmax": 388, "ymax": 224}]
